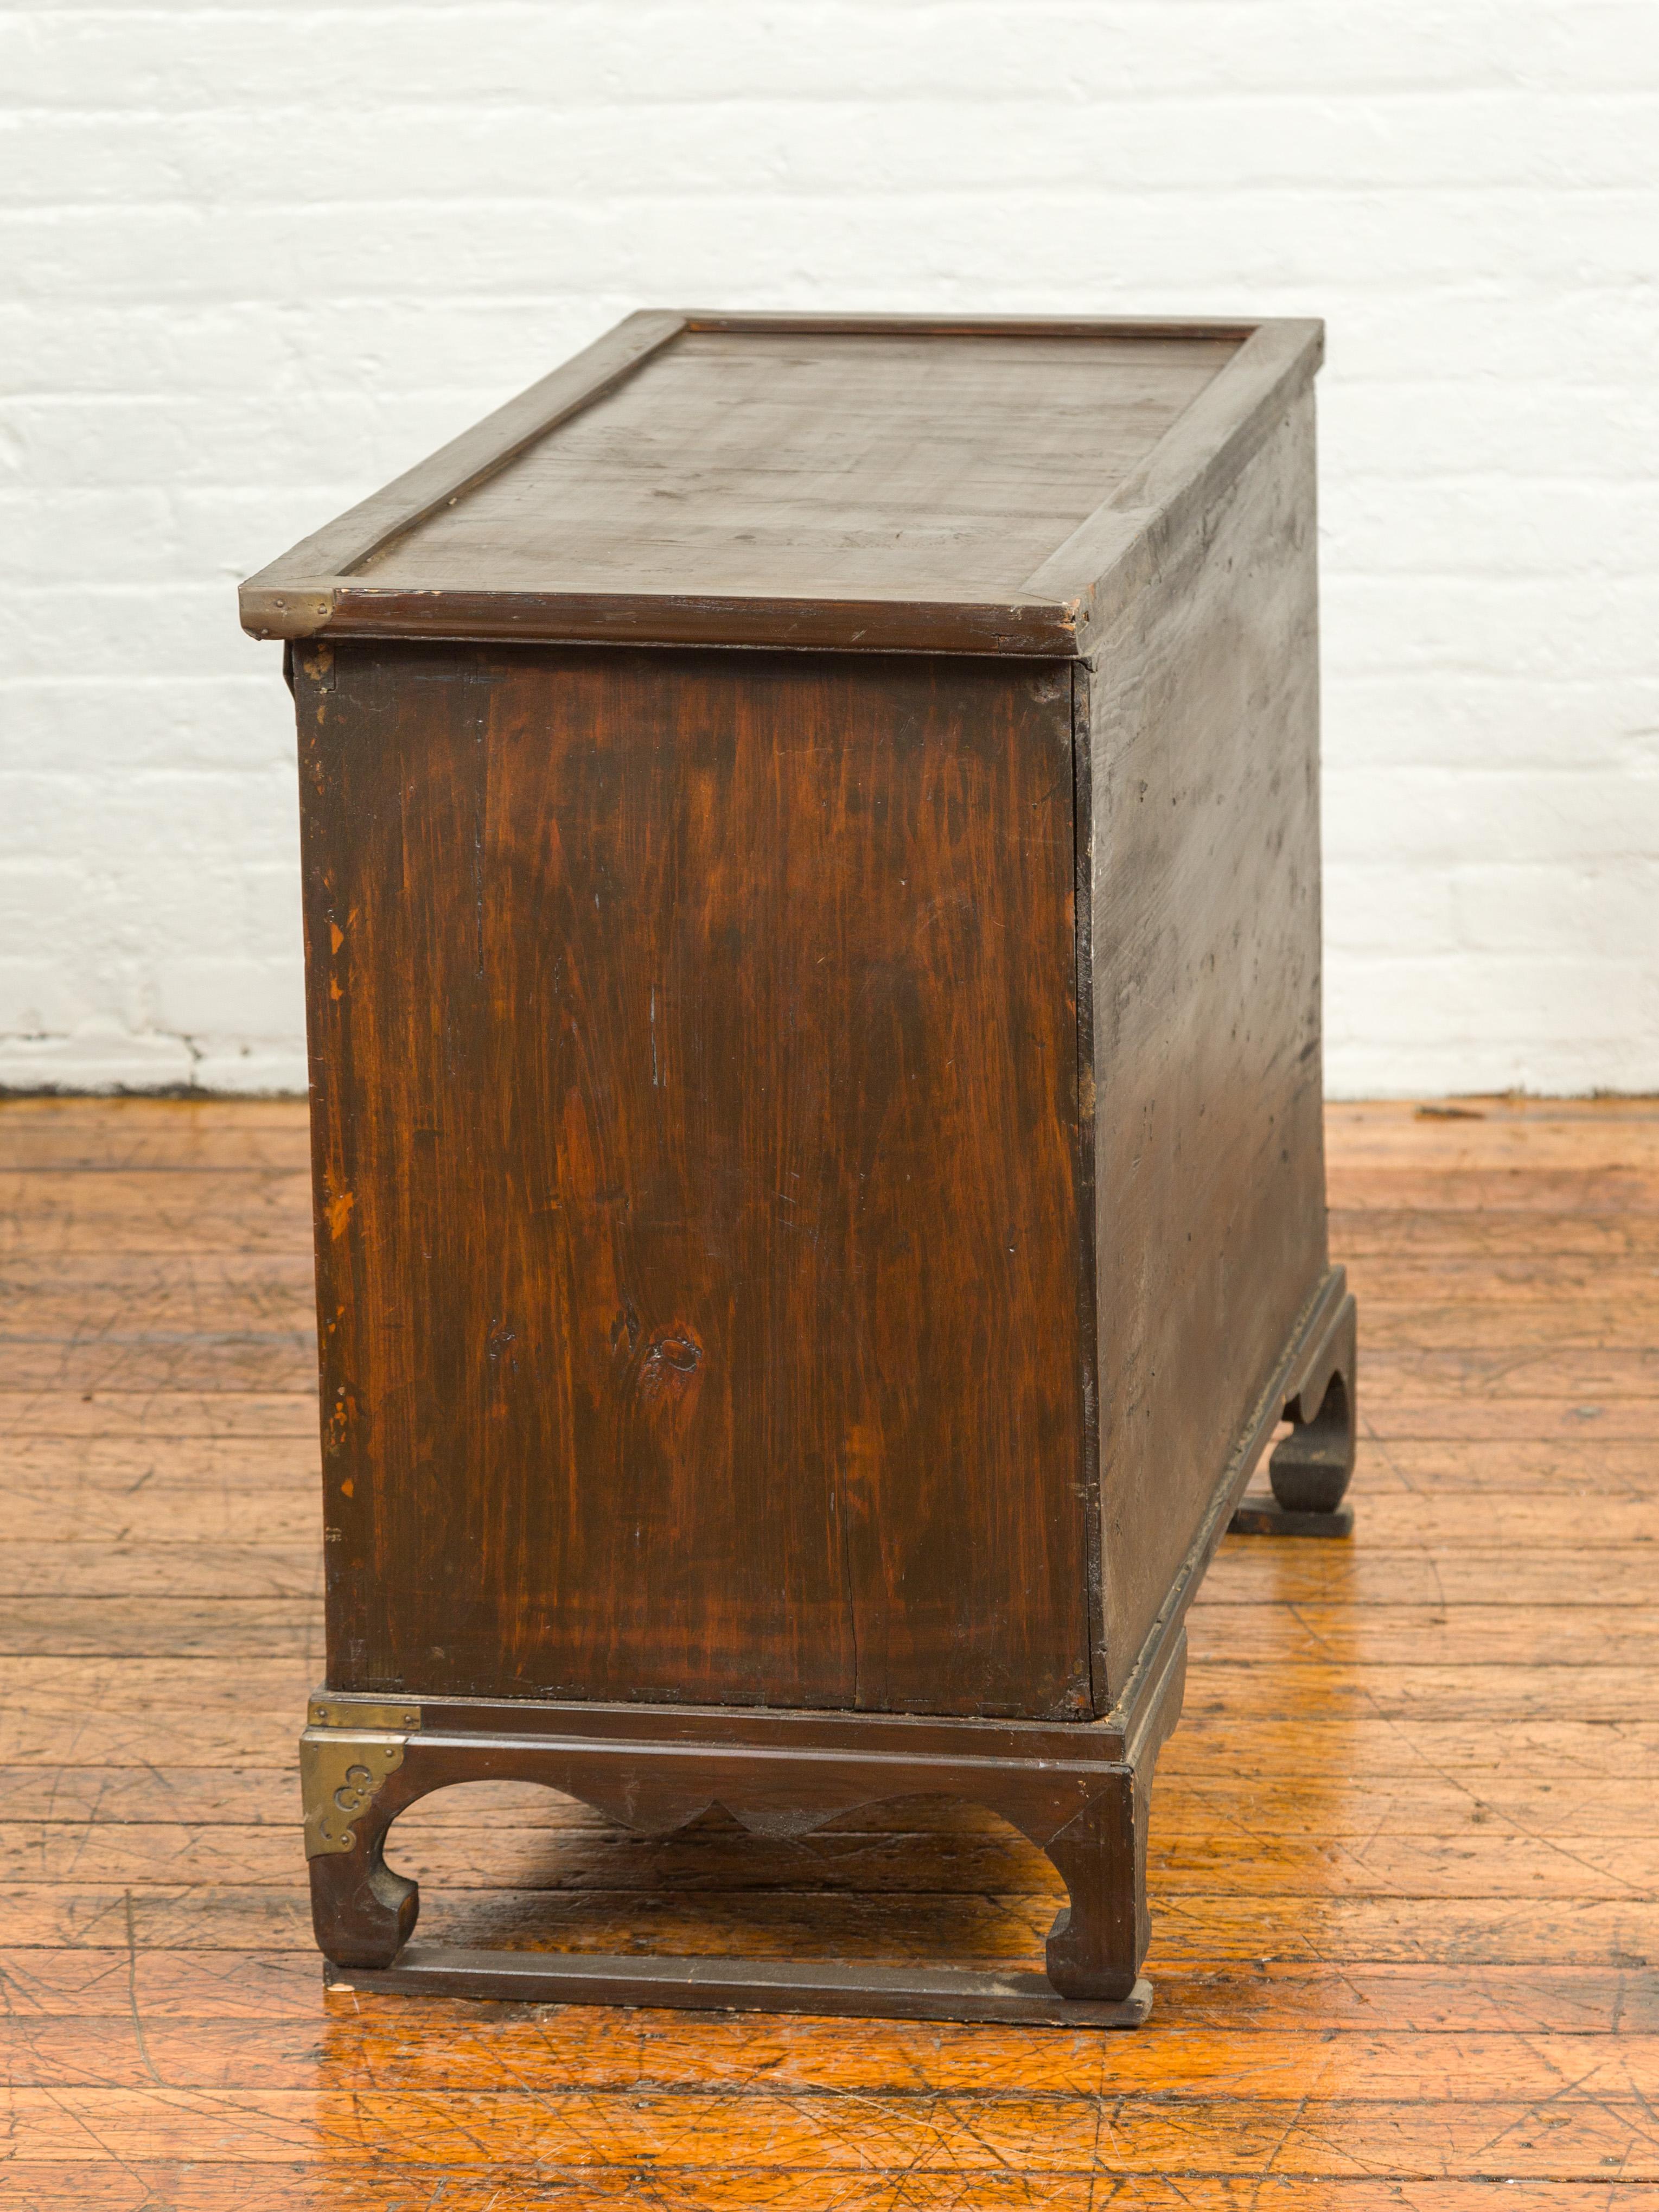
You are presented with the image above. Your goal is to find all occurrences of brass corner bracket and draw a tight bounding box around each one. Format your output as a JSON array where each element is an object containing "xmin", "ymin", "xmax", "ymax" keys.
[
  {"xmin": 301, "ymin": 1699, "xmax": 422, "ymax": 1858},
  {"xmin": 309, "ymin": 1698, "xmax": 422, "ymax": 1730}
]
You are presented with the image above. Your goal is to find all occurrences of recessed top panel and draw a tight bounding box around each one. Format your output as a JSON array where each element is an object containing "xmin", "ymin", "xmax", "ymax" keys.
[
  {"xmin": 355, "ymin": 329, "xmax": 1240, "ymax": 603},
  {"xmin": 240, "ymin": 313, "xmax": 1323, "ymax": 653}
]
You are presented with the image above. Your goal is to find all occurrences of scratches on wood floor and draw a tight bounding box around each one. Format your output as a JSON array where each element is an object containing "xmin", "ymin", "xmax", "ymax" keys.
[{"xmin": 0, "ymin": 1092, "xmax": 1656, "ymax": 2207}]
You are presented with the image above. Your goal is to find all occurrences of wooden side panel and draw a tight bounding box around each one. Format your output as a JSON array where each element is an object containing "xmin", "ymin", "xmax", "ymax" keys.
[
  {"xmin": 295, "ymin": 645, "xmax": 1089, "ymax": 1719},
  {"xmin": 1086, "ymin": 390, "xmax": 1329, "ymax": 1701}
]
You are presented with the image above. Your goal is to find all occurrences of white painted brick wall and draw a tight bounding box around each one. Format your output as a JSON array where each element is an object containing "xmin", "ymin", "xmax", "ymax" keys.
[{"xmin": 3, "ymin": 1, "xmax": 1656, "ymax": 1095}]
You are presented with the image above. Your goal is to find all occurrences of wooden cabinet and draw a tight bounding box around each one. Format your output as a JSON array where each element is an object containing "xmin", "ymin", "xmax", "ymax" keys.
[{"xmin": 243, "ymin": 311, "xmax": 1356, "ymax": 2026}]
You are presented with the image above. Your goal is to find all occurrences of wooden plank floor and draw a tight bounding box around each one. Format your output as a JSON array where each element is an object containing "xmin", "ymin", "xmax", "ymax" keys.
[{"xmin": 1, "ymin": 1093, "xmax": 1657, "ymax": 2207}]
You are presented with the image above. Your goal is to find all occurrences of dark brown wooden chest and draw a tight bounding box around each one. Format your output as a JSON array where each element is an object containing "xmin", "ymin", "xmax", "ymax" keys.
[{"xmin": 242, "ymin": 311, "xmax": 1356, "ymax": 2025}]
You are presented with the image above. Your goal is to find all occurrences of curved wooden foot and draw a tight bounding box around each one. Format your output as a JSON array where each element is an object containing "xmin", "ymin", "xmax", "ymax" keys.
[
  {"xmin": 1269, "ymin": 1308, "xmax": 1356, "ymax": 1515},
  {"xmin": 1041, "ymin": 1629, "xmax": 1186, "ymax": 2001},
  {"xmin": 1232, "ymin": 1282, "xmax": 1358, "ymax": 1535},
  {"xmin": 309, "ymin": 1833, "xmax": 419, "ymax": 1968},
  {"xmin": 1042, "ymin": 1785, "xmax": 1148, "ymax": 2001},
  {"xmin": 301, "ymin": 1714, "xmax": 420, "ymax": 1967}
]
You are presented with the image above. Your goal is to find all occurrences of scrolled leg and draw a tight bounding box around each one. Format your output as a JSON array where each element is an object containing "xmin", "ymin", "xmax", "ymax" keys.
[
  {"xmin": 1041, "ymin": 1773, "xmax": 1148, "ymax": 2002},
  {"xmin": 1268, "ymin": 1369, "xmax": 1354, "ymax": 1514},
  {"xmin": 301, "ymin": 1725, "xmax": 418, "ymax": 1967},
  {"xmin": 1038, "ymin": 1626, "xmax": 1185, "ymax": 2003},
  {"xmin": 1268, "ymin": 1291, "xmax": 1357, "ymax": 1518},
  {"xmin": 1231, "ymin": 1285, "xmax": 1358, "ymax": 1535}
]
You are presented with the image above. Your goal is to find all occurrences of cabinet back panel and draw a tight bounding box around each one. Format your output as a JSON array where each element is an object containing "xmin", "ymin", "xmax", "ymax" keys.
[{"xmin": 297, "ymin": 644, "xmax": 1090, "ymax": 1719}]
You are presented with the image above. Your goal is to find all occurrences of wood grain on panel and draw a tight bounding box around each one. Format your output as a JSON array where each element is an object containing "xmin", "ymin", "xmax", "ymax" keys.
[
  {"xmin": 354, "ymin": 333, "xmax": 1239, "ymax": 603},
  {"xmin": 1085, "ymin": 390, "xmax": 1328, "ymax": 1694},
  {"xmin": 295, "ymin": 646, "xmax": 1088, "ymax": 1718}
]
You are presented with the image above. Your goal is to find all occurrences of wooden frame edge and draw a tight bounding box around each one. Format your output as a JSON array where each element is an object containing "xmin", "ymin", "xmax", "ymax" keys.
[
  {"xmin": 680, "ymin": 310, "xmax": 1262, "ymax": 340},
  {"xmin": 306, "ymin": 1685, "xmax": 1139, "ymax": 1766},
  {"xmin": 327, "ymin": 1949, "xmax": 1154, "ymax": 2029},
  {"xmin": 262, "ymin": 587, "xmax": 1081, "ymax": 658},
  {"xmin": 238, "ymin": 309, "xmax": 687, "ymax": 639},
  {"xmin": 1025, "ymin": 319, "xmax": 1324, "ymax": 658},
  {"xmin": 239, "ymin": 311, "xmax": 1320, "ymax": 654}
]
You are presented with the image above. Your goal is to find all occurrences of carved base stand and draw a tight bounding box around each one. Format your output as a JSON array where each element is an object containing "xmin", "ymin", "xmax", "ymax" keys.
[
  {"xmin": 304, "ymin": 1268, "xmax": 1355, "ymax": 2026},
  {"xmin": 305, "ymin": 1618, "xmax": 1184, "ymax": 2027}
]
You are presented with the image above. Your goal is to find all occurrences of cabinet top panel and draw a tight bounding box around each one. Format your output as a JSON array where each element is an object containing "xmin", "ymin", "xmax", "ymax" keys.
[
  {"xmin": 361, "ymin": 330, "xmax": 1229, "ymax": 602},
  {"xmin": 240, "ymin": 311, "xmax": 1322, "ymax": 659}
]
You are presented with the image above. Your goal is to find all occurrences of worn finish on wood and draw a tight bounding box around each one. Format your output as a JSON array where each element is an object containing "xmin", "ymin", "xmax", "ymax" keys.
[
  {"xmin": 239, "ymin": 310, "xmax": 1321, "ymax": 658},
  {"xmin": 247, "ymin": 318, "xmax": 1352, "ymax": 2016},
  {"xmin": 1085, "ymin": 387, "xmax": 1331, "ymax": 1682},
  {"xmin": 303, "ymin": 1621, "xmax": 1189, "ymax": 2006},
  {"xmin": 328, "ymin": 1948, "xmax": 1153, "ymax": 2028},
  {"xmin": 0, "ymin": 1088, "xmax": 1657, "ymax": 2192},
  {"xmin": 289, "ymin": 1166, "xmax": 1329, "ymax": 2018},
  {"xmin": 298, "ymin": 643, "xmax": 1088, "ymax": 1720},
  {"xmin": 358, "ymin": 331, "xmax": 1234, "ymax": 602}
]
